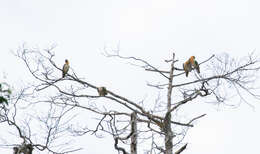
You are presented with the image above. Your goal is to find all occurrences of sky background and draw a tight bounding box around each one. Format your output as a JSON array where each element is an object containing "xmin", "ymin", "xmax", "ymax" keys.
[{"xmin": 1, "ymin": 0, "xmax": 260, "ymax": 153}]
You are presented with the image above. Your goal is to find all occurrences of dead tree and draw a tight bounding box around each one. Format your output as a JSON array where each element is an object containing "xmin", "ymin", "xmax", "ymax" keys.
[
  {"xmin": 103, "ymin": 49, "xmax": 260, "ymax": 153},
  {"xmin": 8, "ymin": 45, "xmax": 260, "ymax": 154}
]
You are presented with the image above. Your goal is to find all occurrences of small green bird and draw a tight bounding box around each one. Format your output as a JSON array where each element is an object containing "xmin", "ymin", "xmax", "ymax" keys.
[{"xmin": 194, "ymin": 60, "xmax": 200, "ymax": 74}]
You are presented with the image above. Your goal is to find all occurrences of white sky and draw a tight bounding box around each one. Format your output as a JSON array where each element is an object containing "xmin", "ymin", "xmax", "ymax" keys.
[{"xmin": 1, "ymin": 0, "xmax": 260, "ymax": 153}]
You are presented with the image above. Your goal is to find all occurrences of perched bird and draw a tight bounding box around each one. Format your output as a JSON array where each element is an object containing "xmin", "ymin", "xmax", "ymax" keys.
[
  {"xmin": 62, "ymin": 59, "xmax": 70, "ymax": 78},
  {"xmin": 183, "ymin": 56, "xmax": 194, "ymax": 77},
  {"xmin": 194, "ymin": 60, "xmax": 200, "ymax": 74},
  {"xmin": 183, "ymin": 56, "xmax": 200, "ymax": 77},
  {"xmin": 97, "ymin": 87, "xmax": 108, "ymax": 96}
]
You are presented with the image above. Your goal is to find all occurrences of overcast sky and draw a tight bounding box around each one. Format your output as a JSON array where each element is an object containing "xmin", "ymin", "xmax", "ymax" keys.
[{"xmin": 1, "ymin": 0, "xmax": 260, "ymax": 154}]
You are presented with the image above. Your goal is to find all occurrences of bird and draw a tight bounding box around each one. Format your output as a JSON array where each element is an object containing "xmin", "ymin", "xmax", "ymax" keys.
[
  {"xmin": 194, "ymin": 60, "xmax": 200, "ymax": 74},
  {"xmin": 62, "ymin": 59, "xmax": 70, "ymax": 78},
  {"xmin": 97, "ymin": 87, "xmax": 108, "ymax": 96},
  {"xmin": 183, "ymin": 56, "xmax": 200, "ymax": 77},
  {"xmin": 183, "ymin": 56, "xmax": 194, "ymax": 77}
]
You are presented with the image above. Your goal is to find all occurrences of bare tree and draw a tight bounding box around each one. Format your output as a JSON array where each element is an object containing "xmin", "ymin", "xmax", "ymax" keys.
[
  {"xmin": 2, "ymin": 45, "xmax": 259, "ymax": 154},
  {"xmin": 0, "ymin": 83, "xmax": 82, "ymax": 153},
  {"xmin": 99, "ymin": 49, "xmax": 260, "ymax": 153}
]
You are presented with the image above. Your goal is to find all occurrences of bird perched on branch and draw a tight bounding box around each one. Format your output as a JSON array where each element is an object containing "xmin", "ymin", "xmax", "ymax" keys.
[
  {"xmin": 183, "ymin": 56, "xmax": 200, "ymax": 77},
  {"xmin": 97, "ymin": 87, "xmax": 107, "ymax": 96},
  {"xmin": 194, "ymin": 60, "xmax": 200, "ymax": 73},
  {"xmin": 62, "ymin": 59, "xmax": 70, "ymax": 78}
]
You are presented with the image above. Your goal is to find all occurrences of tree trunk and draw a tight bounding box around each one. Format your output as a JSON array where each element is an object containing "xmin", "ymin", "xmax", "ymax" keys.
[
  {"xmin": 165, "ymin": 53, "xmax": 175, "ymax": 154},
  {"xmin": 131, "ymin": 112, "xmax": 137, "ymax": 154}
]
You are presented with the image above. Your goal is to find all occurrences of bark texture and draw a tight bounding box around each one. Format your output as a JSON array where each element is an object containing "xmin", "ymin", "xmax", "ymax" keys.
[{"xmin": 131, "ymin": 112, "xmax": 137, "ymax": 154}]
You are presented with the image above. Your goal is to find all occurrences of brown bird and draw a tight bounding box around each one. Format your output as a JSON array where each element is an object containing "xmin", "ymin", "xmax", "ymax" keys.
[
  {"xmin": 62, "ymin": 59, "xmax": 70, "ymax": 78},
  {"xmin": 97, "ymin": 87, "xmax": 107, "ymax": 96},
  {"xmin": 183, "ymin": 56, "xmax": 195, "ymax": 77},
  {"xmin": 183, "ymin": 56, "xmax": 200, "ymax": 77}
]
